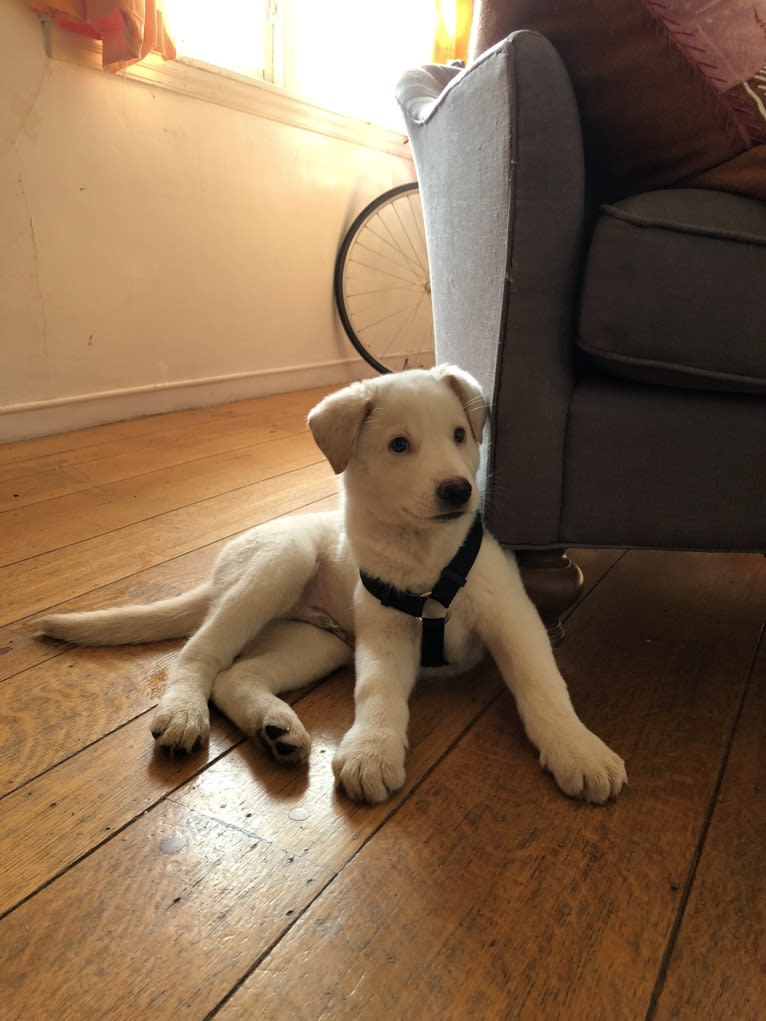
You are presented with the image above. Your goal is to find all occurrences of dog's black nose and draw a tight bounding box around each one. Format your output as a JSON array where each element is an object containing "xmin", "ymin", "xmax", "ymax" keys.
[{"xmin": 437, "ymin": 478, "xmax": 472, "ymax": 508}]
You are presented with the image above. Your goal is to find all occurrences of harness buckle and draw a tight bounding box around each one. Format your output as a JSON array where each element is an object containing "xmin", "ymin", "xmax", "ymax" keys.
[{"xmin": 418, "ymin": 597, "xmax": 450, "ymax": 624}]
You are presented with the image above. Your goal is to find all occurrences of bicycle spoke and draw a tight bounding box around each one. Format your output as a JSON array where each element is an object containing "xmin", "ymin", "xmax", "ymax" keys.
[{"xmin": 335, "ymin": 183, "xmax": 434, "ymax": 374}]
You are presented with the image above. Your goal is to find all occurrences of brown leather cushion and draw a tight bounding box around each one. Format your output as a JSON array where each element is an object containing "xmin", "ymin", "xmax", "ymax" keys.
[{"xmin": 470, "ymin": 0, "xmax": 766, "ymax": 203}]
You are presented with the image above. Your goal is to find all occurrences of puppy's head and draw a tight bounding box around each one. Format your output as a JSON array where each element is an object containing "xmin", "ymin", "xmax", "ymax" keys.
[{"xmin": 308, "ymin": 365, "xmax": 488, "ymax": 525}]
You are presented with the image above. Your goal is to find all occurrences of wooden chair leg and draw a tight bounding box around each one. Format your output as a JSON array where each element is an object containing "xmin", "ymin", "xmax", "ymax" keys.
[{"xmin": 515, "ymin": 549, "xmax": 584, "ymax": 646}]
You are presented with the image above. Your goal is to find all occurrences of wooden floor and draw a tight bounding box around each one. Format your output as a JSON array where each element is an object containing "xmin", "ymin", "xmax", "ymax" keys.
[{"xmin": 1, "ymin": 388, "xmax": 764, "ymax": 1021}]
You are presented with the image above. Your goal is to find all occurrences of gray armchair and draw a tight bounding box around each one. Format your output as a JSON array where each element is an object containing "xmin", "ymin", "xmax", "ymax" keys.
[{"xmin": 397, "ymin": 31, "xmax": 766, "ymax": 640}]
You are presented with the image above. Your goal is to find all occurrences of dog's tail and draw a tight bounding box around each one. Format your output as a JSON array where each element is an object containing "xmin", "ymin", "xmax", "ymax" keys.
[{"xmin": 38, "ymin": 585, "xmax": 211, "ymax": 646}]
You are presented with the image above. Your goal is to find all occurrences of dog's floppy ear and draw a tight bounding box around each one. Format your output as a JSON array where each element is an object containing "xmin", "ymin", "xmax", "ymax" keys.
[
  {"xmin": 307, "ymin": 382, "xmax": 373, "ymax": 474},
  {"xmin": 435, "ymin": 364, "xmax": 488, "ymax": 443}
]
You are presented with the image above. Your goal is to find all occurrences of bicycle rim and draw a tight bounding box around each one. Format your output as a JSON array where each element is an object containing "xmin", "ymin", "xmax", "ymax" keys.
[{"xmin": 334, "ymin": 182, "xmax": 434, "ymax": 374}]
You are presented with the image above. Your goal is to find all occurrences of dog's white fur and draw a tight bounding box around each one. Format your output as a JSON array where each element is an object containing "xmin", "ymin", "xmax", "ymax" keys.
[{"xmin": 40, "ymin": 366, "xmax": 626, "ymax": 804}]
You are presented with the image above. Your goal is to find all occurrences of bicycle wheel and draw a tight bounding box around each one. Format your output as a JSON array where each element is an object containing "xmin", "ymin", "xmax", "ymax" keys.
[{"xmin": 334, "ymin": 181, "xmax": 434, "ymax": 374}]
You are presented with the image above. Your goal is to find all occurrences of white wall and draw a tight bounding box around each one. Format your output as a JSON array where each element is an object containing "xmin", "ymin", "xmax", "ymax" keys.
[{"xmin": 0, "ymin": 2, "xmax": 415, "ymax": 440}]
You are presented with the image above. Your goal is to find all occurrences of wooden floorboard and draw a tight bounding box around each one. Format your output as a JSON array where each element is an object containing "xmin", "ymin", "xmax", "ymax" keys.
[
  {"xmin": 216, "ymin": 693, "xmax": 674, "ymax": 1021},
  {"xmin": 555, "ymin": 551, "xmax": 765, "ymax": 855},
  {"xmin": 1, "ymin": 800, "xmax": 334, "ymax": 1021},
  {"xmin": 0, "ymin": 389, "xmax": 329, "ymax": 514},
  {"xmin": 651, "ymin": 629, "xmax": 766, "ymax": 1021},
  {"xmin": 171, "ymin": 661, "xmax": 504, "ymax": 873},
  {"xmin": 0, "ymin": 389, "xmax": 764, "ymax": 1021},
  {"xmin": 212, "ymin": 550, "xmax": 766, "ymax": 1021},
  {"xmin": 0, "ymin": 462, "xmax": 338, "ymax": 624},
  {"xmin": 0, "ymin": 431, "xmax": 325, "ymax": 566},
  {"xmin": 0, "ymin": 711, "xmax": 241, "ymax": 916},
  {"xmin": 0, "ymin": 387, "xmax": 332, "ymax": 474}
]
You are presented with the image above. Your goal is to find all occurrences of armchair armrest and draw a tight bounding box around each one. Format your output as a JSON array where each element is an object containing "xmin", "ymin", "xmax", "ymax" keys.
[{"xmin": 397, "ymin": 31, "xmax": 585, "ymax": 546}]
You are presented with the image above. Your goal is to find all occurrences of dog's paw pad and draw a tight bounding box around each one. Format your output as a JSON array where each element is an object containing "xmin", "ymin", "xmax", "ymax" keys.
[
  {"xmin": 275, "ymin": 740, "xmax": 301, "ymax": 757},
  {"xmin": 264, "ymin": 724, "xmax": 288, "ymax": 741},
  {"xmin": 257, "ymin": 714, "xmax": 311, "ymax": 766}
]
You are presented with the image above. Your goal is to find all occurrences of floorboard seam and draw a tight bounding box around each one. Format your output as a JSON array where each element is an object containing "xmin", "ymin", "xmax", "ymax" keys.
[{"xmin": 644, "ymin": 620, "xmax": 766, "ymax": 1020}]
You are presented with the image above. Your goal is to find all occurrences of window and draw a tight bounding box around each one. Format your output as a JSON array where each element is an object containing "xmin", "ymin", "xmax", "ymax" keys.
[
  {"xmin": 162, "ymin": 0, "xmax": 437, "ymax": 130},
  {"xmin": 163, "ymin": 0, "xmax": 272, "ymax": 81}
]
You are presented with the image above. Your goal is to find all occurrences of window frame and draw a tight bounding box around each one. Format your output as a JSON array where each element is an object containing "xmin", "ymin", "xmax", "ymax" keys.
[{"xmin": 39, "ymin": 17, "xmax": 412, "ymax": 160}]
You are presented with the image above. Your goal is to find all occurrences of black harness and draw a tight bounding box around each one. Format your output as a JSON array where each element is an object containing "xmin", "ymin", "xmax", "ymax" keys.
[{"xmin": 359, "ymin": 513, "xmax": 483, "ymax": 668}]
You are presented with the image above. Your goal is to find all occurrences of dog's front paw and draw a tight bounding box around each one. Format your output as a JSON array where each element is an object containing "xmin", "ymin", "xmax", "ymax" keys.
[
  {"xmin": 257, "ymin": 707, "xmax": 312, "ymax": 767},
  {"xmin": 151, "ymin": 692, "xmax": 210, "ymax": 753},
  {"xmin": 540, "ymin": 727, "xmax": 627, "ymax": 804},
  {"xmin": 333, "ymin": 726, "xmax": 406, "ymax": 804}
]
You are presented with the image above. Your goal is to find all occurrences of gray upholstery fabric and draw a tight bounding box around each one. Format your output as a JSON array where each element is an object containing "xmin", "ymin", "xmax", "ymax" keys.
[
  {"xmin": 397, "ymin": 32, "xmax": 585, "ymax": 542},
  {"xmin": 398, "ymin": 31, "xmax": 766, "ymax": 553},
  {"xmin": 579, "ymin": 190, "xmax": 766, "ymax": 393},
  {"xmin": 562, "ymin": 378, "xmax": 766, "ymax": 550}
]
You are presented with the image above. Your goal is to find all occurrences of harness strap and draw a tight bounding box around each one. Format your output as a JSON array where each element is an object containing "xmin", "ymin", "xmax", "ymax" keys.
[{"xmin": 359, "ymin": 513, "xmax": 483, "ymax": 668}]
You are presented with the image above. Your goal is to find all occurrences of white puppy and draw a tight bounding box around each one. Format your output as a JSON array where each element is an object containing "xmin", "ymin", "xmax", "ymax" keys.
[{"xmin": 40, "ymin": 366, "xmax": 626, "ymax": 804}]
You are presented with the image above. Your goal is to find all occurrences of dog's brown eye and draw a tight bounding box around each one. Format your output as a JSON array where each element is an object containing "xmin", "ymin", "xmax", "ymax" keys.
[
  {"xmin": 454, "ymin": 427, "xmax": 466, "ymax": 444},
  {"xmin": 389, "ymin": 436, "xmax": 409, "ymax": 453}
]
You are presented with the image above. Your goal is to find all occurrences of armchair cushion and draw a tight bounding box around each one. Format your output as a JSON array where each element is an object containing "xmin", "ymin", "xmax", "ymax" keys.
[
  {"xmin": 471, "ymin": 0, "xmax": 766, "ymax": 203},
  {"xmin": 577, "ymin": 189, "xmax": 766, "ymax": 394}
]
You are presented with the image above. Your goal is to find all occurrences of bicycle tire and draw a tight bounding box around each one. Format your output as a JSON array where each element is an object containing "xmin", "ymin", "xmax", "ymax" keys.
[{"xmin": 334, "ymin": 181, "xmax": 434, "ymax": 375}]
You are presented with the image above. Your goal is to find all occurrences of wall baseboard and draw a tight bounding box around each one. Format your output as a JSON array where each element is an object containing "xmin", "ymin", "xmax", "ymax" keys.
[{"xmin": 0, "ymin": 359, "xmax": 374, "ymax": 443}]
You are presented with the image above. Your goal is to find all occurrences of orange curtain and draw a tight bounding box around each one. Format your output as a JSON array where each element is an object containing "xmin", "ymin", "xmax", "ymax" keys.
[
  {"xmin": 28, "ymin": 1, "xmax": 176, "ymax": 71},
  {"xmin": 432, "ymin": 0, "xmax": 474, "ymax": 64}
]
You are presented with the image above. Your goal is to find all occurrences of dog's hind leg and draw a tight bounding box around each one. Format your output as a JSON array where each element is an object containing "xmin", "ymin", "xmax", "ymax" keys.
[
  {"xmin": 212, "ymin": 620, "xmax": 352, "ymax": 766},
  {"xmin": 151, "ymin": 530, "xmax": 324, "ymax": 752}
]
